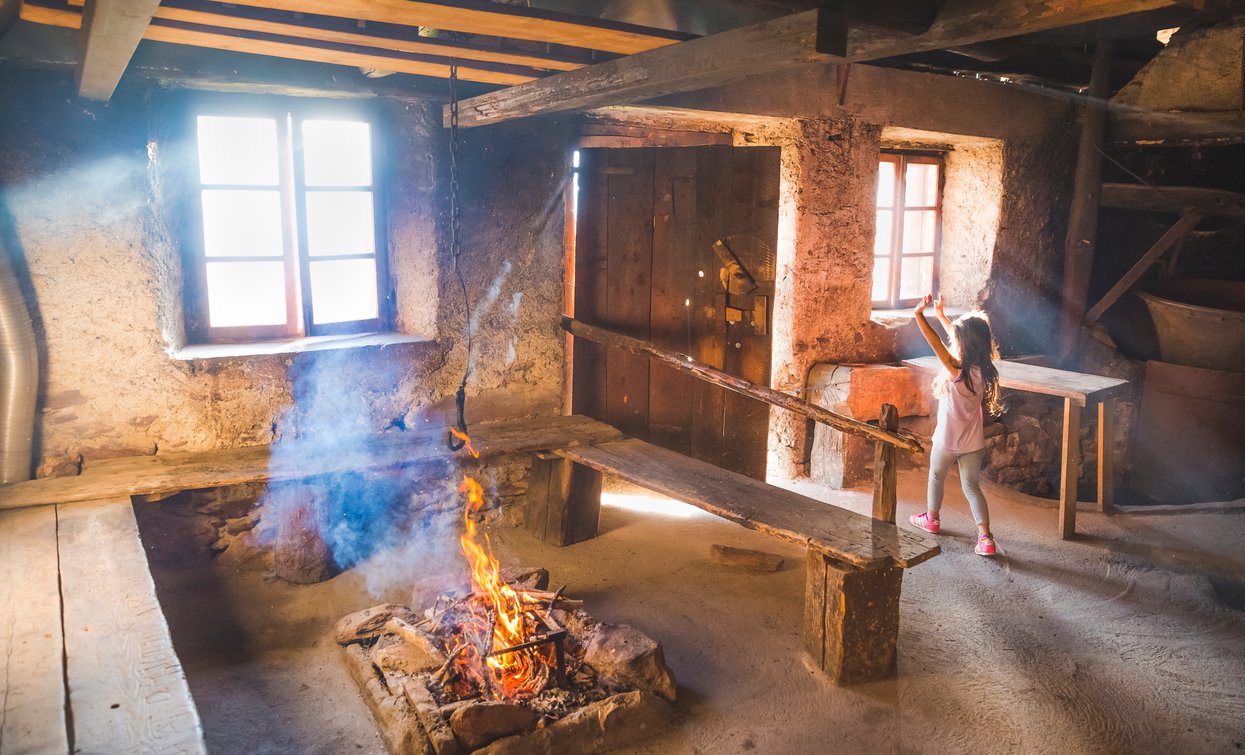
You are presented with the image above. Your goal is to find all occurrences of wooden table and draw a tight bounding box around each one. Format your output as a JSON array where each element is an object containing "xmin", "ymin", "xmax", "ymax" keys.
[{"xmin": 903, "ymin": 357, "xmax": 1128, "ymax": 539}]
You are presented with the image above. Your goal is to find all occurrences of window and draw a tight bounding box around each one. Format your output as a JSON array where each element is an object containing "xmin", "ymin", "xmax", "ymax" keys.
[
  {"xmin": 188, "ymin": 100, "xmax": 386, "ymax": 342},
  {"xmin": 873, "ymin": 152, "xmax": 942, "ymax": 309}
]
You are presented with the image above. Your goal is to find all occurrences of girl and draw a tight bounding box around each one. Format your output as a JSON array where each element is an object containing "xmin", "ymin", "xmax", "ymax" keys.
[{"xmin": 910, "ymin": 294, "xmax": 1003, "ymax": 556}]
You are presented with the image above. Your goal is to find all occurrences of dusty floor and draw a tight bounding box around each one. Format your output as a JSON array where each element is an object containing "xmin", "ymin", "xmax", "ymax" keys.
[{"xmin": 146, "ymin": 469, "xmax": 1245, "ymax": 754}]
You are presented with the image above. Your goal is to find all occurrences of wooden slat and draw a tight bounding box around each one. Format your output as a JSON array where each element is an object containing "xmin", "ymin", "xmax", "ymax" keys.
[
  {"xmin": 180, "ymin": 0, "xmax": 688, "ymax": 54},
  {"xmin": 451, "ymin": 1, "xmax": 1177, "ymax": 127},
  {"xmin": 1101, "ymin": 182, "xmax": 1245, "ymax": 217},
  {"xmin": 903, "ymin": 357, "xmax": 1128, "ymax": 406},
  {"xmin": 1084, "ymin": 209, "xmax": 1203, "ymax": 324},
  {"xmin": 557, "ymin": 439, "xmax": 940, "ymax": 569},
  {"xmin": 22, "ymin": 3, "xmax": 543, "ymax": 86},
  {"xmin": 1109, "ymin": 109, "xmax": 1245, "ymax": 146},
  {"xmin": 57, "ymin": 498, "xmax": 206, "ymax": 753},
  {"xmin": 76, "ymin": 0, "xmax": 161, "ymax": 100},
  {"xmin": 0, "ymin": 506, "xmax": 68, "ymax": 755}
]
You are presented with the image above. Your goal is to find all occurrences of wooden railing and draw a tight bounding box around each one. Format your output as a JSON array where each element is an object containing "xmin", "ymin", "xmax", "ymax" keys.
[{"xmin": 562, "ymin": 316, "xmax": 922, "ymax": 522}]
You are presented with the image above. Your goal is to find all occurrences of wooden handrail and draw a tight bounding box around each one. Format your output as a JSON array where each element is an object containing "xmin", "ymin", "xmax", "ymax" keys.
[{"xmin": 563, "ymin": 316, "xmax": 924, "ymax": 454}]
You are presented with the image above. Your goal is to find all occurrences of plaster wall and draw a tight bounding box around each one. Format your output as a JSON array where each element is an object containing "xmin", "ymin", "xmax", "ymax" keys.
[
  {"xmin": 0, "ymin": 67, "xmax": 571, "ymax": 476},
  {"xmin": 1114, "ymin": 21, "xmax": 1245, "ymax": 111}
]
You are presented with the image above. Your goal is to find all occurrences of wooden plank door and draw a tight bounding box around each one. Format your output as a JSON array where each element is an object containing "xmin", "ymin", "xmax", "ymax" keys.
[{"xmin": 571, "ymin": 145, "xmax": 780, "ymax": 480}]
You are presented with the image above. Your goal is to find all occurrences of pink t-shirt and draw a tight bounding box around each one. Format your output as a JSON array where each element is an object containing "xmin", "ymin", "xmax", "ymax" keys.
[{"xmin": 932, "ymin": 366, "xmax": 986, "ymax": 454}]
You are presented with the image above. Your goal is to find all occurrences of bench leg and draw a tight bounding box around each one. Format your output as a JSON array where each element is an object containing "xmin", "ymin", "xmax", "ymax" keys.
[
  {"xmin": 525, "ymin": 453, "xmax": 603, "ymax": 546},
  {"xmin": 1097, "ymin": 399, "xmax": 1115, "ymax": 513},
  {"xmin": 803, "ymin": 550, "xmax": 902, "ymax": 685},
  {"xmin": 1059, "ymin": 398, "xmax": 1081, "ymax": 539}
]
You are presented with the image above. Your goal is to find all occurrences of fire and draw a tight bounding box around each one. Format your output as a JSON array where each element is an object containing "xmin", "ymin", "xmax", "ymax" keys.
[{"xmin": 451, "ymin": 472, "xmax": 556, "ymax": 699}]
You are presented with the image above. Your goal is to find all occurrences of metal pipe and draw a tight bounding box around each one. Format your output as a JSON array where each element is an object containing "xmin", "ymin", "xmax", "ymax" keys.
[{"xmin": 0, "ymin": 232, "xmax": 38, "ymax": 484}]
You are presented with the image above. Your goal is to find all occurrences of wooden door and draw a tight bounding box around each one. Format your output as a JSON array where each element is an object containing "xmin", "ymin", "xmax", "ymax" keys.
[{"xmin": 571, "ymin": 146, "xmax": 780, "ymax": 480}]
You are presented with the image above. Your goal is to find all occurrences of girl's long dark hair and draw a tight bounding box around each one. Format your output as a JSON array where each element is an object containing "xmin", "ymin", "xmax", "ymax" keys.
[{"xmin": 951, "ymin": 313, "xmax": 1003, "ymax": 418}]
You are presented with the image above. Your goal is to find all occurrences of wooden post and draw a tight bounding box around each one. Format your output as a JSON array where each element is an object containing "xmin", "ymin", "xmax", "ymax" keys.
[
  {"xmin": 1059, "ymin": 39, "xmax": 1113, "ymax": 361},
  {"xmin": 871, "ymin": 403, "xmax": 899, "ymax": 523},
  {"xmin": 1059, "ymin": 398, "xmax": 1082, "ymax": 539},
  {"xmin": 803, "ymin": 550, "xmax": 902, "ymax": 686},
  {"xmin": 1097, "ymin": 398, "xmax": 1115, "ymax": 512},
  {"xmin": 525, "ymin": 452, "xmax": 603, "ymax": 546}
]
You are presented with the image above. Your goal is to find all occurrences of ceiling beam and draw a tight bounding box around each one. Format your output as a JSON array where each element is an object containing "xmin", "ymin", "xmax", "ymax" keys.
[
  {"xmin": 0, "ymin": 0, "xmax": 19, "ymax": 41},
  {"xmin": 1109, "ymin": 109, "xmax": 1245, "ymax": 146},
  {"xmin": 23, "ymin": 3, "xmax": 546, "ymax": 85},
  {"xmin": 450, "ymin": 0, "xmax": 1178, "ymax": 128},
  {"xmin": 1102, "ymin": 182, "xmax": 1245, "ymax": 217},
  {"xmin": 76, "ymin": 0, "xmax": 160, "ymax": 99}
]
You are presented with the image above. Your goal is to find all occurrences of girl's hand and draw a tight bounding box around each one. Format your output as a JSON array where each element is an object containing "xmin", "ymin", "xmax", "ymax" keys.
[
  {"xmin": 934, "ymin": 294, "xmax": 946, "ymax": 319},
  {"xmin": 913, "ymin": 294, "xmax": 932, "ymax": 316}
]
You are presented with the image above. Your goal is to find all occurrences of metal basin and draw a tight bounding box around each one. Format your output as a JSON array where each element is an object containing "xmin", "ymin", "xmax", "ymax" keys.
[{"xmin": 1138, "ymin": 279, "xmax": 1245, "ymax": 372}]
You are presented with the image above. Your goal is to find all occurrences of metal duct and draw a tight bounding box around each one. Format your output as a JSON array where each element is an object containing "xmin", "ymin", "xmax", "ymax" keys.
[{"xmin": 0, "ymin": 232, "xmax": 38, "ymax": 483}]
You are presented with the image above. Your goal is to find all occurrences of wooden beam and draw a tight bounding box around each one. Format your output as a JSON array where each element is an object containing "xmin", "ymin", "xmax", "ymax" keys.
[
  {"xmin": 1059, "ymin": 399, "xmax": 1081, "ymax": 540},
  {"xmin": 1059, "ymin": 39, "xmax": 1113, "ymax": 360},
  {"xmin": 1084, "ymin": 209, "xmax": 1203, "ymax": 323},
  {"xmin": 172, "ymin": 0, "xmax": 689, "ymax": 55},
  {"xmin": 564, "ymin": 316, "xmax": 924, "ymax": 453},
  {"xmin": 76, "ymin": 0, "xmax": 161, "ymax": 100},
  {"xmin": 1109, "ymin": 109, "xmax": 1245, "ymax": 146},
  {"xmin": 1101, "ymin": 182, "xmax": 1245, "ymax": 217},
  {"xmin": 870, "ymin": 404, "xmax": 899, "ymax": 524},
  {"xmin": 451, "ymin": 1, "xmax": 1177, "ymax": 127},
  {"xmin": 0, "ymin": 0, "xmax": 19, "ymax": 40},
  {"xmin": 23, "ymin": 3, "xmax": 544, "ymax": 85}
]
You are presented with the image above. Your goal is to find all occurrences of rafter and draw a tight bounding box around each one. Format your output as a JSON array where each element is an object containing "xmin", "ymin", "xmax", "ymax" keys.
[{"xmin": 76, "ymin": 0, "xmax": 160, "ymax": 99}]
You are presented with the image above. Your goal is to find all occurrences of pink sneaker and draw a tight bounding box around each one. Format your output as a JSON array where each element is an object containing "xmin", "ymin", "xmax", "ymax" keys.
[
  {"xmin": 975, "ymin": 534, "xmax": 997, "ymax": 556},
  {"xmin": 910, "ymin": 512, "xmax": 940, "ymax": 534}
]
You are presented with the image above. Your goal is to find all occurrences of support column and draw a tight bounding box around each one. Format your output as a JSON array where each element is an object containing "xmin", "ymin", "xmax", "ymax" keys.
[
  {"xmin": 1059, "ymin": 398, "xmax": 1082, "ymax": 539},
  {"xmin": 525, "ymin": 453, "xmax": 603, "ymax": 546},
  {"xmin": 1097, "ymin": 398, "xmax": 1115, "ymax": 512},
  {"xmin": 803, "ymin": 550, "xmax": 902, "ymax": 685}
]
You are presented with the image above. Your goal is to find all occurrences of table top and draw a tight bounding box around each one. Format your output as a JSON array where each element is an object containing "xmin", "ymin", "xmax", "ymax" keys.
[{"xmin": 902, "ymin": 356, "xmax": 1129, "ymax": 406}]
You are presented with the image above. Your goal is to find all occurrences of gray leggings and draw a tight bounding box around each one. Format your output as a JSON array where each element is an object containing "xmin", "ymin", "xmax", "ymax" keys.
[{"xmin": 927, "ymin": 445, "xmax": 990, "ymax": 526}]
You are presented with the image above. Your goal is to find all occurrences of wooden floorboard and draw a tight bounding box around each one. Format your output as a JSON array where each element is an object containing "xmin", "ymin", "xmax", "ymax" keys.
[
  {"xmin": 0, "ymin": 506, "xmax": 68, "ymax": 755},
  {"xmin": 557, "ymin": 439, "xmax": 939, "ymax": 569},
  {"xmin": 0, "ymin": 415, "xmax": 624, "ymax": 511},
  {"xmin": 57, "ymin": 498, "xmax": 206, "ymax": 755}
]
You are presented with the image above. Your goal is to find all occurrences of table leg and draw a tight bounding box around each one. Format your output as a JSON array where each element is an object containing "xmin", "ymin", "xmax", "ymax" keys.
[
  {"xmin": 1097, "ymin": 399, "xmax": 1115, "ymax": 513},
  {"xmin": 1059, "ymin": 397, "xmax": 1081, "ymax": 539}
]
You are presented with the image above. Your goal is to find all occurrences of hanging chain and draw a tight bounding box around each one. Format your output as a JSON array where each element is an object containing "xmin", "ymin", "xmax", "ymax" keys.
[{"xmin": 447, "ymin": 63, "xmax": 472, "ymax": 451}]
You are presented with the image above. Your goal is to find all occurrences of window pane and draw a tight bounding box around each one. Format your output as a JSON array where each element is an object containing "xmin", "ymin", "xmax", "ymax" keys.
[
  {"xmin": 904, "ymin": 162, "xmax": 939, "ymax": 207},
  {"xmin": 197, "ymin": 116, "xmax": 279, "ymax": 186},
  {"xmin": 306, "ymin": 191, "xmax": 375, "ymax": 256},
  {"xmin": 899, "ymin": 257, "xmax": 934, "ymax": 301},
  {"xmin": 303, "ymin": 120, "xmax": 373, "ymax": 187},
  {"xmin": 872, "ymin": 257, "xmax": 891, "ymax": 303},
  {"xmin": 309, "ymin": 259, "xmax": 379, "ymax": 324},
  {"xmin": 902, "ymin": 210, "xmax": 937, "ymax": 255},
  {"xmin": 874, "ymin": 210, "xmax": 893, "ymax": 256},
  {"xmin": 877, "ymin": 160, "xmax": 896, "ymax": 208},
  {"xmin": 205, "ymin": 261, "xmax": 287, "ymax": 328},
  {"xmin": 201, "ymin": 190, "xmax": 284, "ymax": 257}
]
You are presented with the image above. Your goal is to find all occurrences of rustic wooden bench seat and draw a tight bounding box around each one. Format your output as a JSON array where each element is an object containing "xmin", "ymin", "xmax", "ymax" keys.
[{"xmin": 524, "ymin": 437, "xmax": 941, "ymax": 685}]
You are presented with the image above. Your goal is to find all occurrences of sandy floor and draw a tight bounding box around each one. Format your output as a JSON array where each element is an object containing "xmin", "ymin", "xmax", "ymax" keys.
[{"xmin": 147, "ymin": 469, "xmax": 1245, "ymax": 754}]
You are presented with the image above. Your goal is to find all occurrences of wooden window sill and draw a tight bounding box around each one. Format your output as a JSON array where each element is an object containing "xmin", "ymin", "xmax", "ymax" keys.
[{"xmin": 170, "ymin": 332, "xmax": 433, "ymax": 361}]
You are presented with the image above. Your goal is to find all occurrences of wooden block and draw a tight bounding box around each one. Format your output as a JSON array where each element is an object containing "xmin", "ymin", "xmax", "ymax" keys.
[
  {"xmin": 57, "ymin": 497, "xmax": 206, "ymax": 754},
  {"xmin": 525, "ymin": 454, "xmax": 603, "ymax": 547},
  {"xmin": 803, "ymin": 550, "xmax": 902, "ymax": 686},
  {"xmin": 0, "ymin": 506, "xmax": 68, "ymax": 754},
  {"xmin": 709, "ymin": 544, "xmax": 784, "ymax": 572},
  {"xmin": 1059, "ymin": 398, "xmax": 1081, "ymax": 539},
  {"xmin": 1097, "ymin": 399, "xmax": 1115, "ymax": 513}
]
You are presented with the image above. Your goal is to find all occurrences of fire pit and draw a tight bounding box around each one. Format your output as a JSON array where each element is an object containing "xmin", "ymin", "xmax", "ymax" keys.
[{"xmin": 335, "ymin": 475, "xmax": 676, "ymax": 753}]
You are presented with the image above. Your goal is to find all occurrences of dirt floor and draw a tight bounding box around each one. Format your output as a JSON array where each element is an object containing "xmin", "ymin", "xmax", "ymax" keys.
[{"xmin": 146, "ymin": 469, "xmax": 1245, "ymax": 754}]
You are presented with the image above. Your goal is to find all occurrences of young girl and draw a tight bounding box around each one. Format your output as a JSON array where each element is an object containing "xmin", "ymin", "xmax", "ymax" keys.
[{"xmin": 910, "ymin": 294, "xmax": 1003, "ymax": 556}]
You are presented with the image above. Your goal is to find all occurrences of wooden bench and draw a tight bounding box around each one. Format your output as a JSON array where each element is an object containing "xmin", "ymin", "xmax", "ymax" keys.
[
  {"xmin": 524, "ymin": 436, "xmax": 940, "ymax": 685},
  {"xmin": 904, "ymin": 356, "xmax": 1129, "ymax": 539},
  {"xmin": 0, "ymin": 497, "xmax": 205, "ymax": 754}
]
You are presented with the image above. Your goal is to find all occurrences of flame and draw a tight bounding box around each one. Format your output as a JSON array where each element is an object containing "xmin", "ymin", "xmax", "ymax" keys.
[
  {"xmin": 451, "ymin": 446, "xmax": 554, "ymax": 699},
  {"xmin": 450, "ymin": 427, "xmax": 480, "ymax": 459}
]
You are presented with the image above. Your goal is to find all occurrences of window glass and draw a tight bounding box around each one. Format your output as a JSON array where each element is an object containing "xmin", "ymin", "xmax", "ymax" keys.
[
  {"xmin": 871, "ymin": 257, "xmax": 891, "ymax": 303},
  {"xmin": 874, "ymin": 210, "xmax": 893, "ymax": 256},
  {"xmin": 309, "ymin": 259, "xmax": 379, "ymax": 324},
  {"xmin": 905, "ymin": 162, "xmax": 939, "ymax": 207},
  {"xmin": 877, "ymin": 160, "xmax": 896, "ymax": 207},
  {"xmin": 902, "ymin": 210, "xmax": 937, "ymax": 255},
  {"xmin": 197, "ymin": 116, "xmax": 279, "ymax": 186},
  {"xmin": 305, "ymin": 191, "xmax": 376, "ymax": 256},
  {"xmin": 205, "ymin": 261, "xmax": 287, "ymax": 327},
  {"xmin": 303, "ymin": 120, "xmax": 373, "ymax": 187},
  {"xmin": 201, "ymin": 190, "xmax": 284, "ymax": 258},
  {"xmin": 899, "ymin": 257, "xmax": 935, "ymax": 301}
]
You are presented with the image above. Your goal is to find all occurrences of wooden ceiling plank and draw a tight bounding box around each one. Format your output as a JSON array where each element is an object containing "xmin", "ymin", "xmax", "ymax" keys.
[
  {"xmin": 76, "ymin": 0, "xmax": 161, "ymax": 100},
  {"xmin": 450, "ymin": 0, "xmax": 1179, "ymax": 128},
  {"xmin": 22, "ymin": 3, "xmax": 540, "ymax": 86},
  {"xmin": 1109, "ymin": 109, "xmax": 1245, "ymax": 146},
  {"xmin": 189, "ymin": 0, "xmax": 688, "ymax": 55}
]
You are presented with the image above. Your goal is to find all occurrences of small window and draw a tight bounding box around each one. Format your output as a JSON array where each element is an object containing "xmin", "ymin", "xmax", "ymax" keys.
[
  {"xmin": 188, "ymin": 101, "xmax": 386, "ymax": 342},
  {"xmin": 873, "ymin": 152, "xmax": 942, "ymax": 309}
]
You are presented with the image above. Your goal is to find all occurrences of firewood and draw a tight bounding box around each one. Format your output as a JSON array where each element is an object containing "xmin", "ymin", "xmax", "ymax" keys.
[
  {"xmin": 386, "ymin": 617, "xmax": 448, "ymax": 664},
  {"xmin": 709, "ymin": 544, "xmax": 784, "ymax": 572}
]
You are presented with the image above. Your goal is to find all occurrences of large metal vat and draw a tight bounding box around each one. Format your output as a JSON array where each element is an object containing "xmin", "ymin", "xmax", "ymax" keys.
[{"xmin": 1138, "ymin": 279, "xmax": 1245, "ymax": 372}]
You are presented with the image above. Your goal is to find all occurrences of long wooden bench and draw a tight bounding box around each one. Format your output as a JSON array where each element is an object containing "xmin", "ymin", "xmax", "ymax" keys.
[
  {"xmin": 524, "ymin": 437, "xmax": 940, "ymax": 685},
  {"xmin": 0, "ymin": 497, "xmax": 205, "ymax": 754}
]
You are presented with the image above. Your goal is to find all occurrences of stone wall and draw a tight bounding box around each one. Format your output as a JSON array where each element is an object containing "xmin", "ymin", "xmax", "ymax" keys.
[
  {"xmin": 0, "ymin": 66, "xmax": 573, "ymax": 477},
  {"xmin": 1114, "ymin": 21, "xmax": 1244, "ymax": 111}
]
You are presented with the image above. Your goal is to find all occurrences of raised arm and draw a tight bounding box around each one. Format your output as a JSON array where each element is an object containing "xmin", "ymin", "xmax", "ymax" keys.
[
  {"xmin": 934, "ymin": 293, "xmax": 954, "ymax": 331},
  {"xmin": 914, "ymin": 294, "xmax": 960, "ymax": 377}
]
